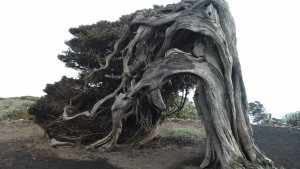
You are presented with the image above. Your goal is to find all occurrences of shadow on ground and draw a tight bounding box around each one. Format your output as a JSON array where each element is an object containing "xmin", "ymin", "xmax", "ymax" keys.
[{"xmin": 0, "ymin": 151, "xmax": 121, "ymax": 169}]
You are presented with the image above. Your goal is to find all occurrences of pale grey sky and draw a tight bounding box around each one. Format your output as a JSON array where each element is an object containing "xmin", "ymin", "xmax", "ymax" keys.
[{"xmin": 0, "ymin": 0, "xmax": 299, "ymax": 118}]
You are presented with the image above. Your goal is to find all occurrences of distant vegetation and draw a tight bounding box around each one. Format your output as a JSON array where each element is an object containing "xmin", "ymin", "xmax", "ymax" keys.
[
  {"xmin": 166, "ymin": 96, "xmax": 199, "ymax": 120},
  {"xmin": 0, "ymin": 96, "xmax": 38, "ymax": 120},
  {"xmin": 248, "ymin": 101, "xmax": 300, "ymax": 128},
  {"xmin": 248, "ymin": 101, "xmax": 272, "ymax": 124},
  {"xmin": 283, "ymin": 111, "xmax": 300, "ymax": 127}
]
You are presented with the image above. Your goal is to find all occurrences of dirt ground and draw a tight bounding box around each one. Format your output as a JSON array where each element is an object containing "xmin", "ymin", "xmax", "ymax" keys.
[{"xmin": 0, "ymin": 120, "xmax": 299, "ymax": 169}]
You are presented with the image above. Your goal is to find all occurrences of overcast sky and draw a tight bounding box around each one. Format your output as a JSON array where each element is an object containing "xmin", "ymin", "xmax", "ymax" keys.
[{"xmin": 1, "ymin": 0, "xmax": 299, "ymax": 118}]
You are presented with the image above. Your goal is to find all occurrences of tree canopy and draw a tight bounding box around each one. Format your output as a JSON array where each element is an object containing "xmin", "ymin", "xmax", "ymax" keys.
[
  {"xmin": 29, "ymin": 8, "xmax": 192, "ymax": 145},
  {"xmin": 249, "ymin": 101, "xmax": 271, "ymax": 124}
]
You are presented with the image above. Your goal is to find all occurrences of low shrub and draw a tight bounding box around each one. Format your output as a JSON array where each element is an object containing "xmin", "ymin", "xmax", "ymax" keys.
[{"xmin": 284, "ymin": 111, "xmax": 300, "ymax": 127}]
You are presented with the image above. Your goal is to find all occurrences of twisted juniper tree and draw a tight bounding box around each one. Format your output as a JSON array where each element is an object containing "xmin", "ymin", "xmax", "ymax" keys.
[{"xmin": 30, "ymin": 0, "xmax": 275, "ymax": 168}]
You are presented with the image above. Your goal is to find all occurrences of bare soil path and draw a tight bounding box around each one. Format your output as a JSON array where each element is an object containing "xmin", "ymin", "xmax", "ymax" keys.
[
  {"xmin": 252, "ymin": 125, "xmax": 300, "ymax": 169},
  {"xmin": 0, "ymin": 120, "xmax": 299, "ymax": 169}
]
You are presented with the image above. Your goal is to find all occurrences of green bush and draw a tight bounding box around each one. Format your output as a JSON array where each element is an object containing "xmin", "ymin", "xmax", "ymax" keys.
[
  {"xmin": 3, "ymin": 102, "xmax": 34, "ymax": 120},
  {"xmin": 0, "ymin": 97, "xmax": 37, "ymax": 121},
  {"xmin": 166, "ymin": 96, "xmax": 198, "ymax": 120},
  {"xmin": 283, "ymin": 111, "xmax": 300, "ymax": 127}
]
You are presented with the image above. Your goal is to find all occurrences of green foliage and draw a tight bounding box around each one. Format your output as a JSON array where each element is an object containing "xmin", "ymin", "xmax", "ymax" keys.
[
  {"xmin": 58, "ymin": 17, "xmax": 130, "ymax": 72},
  {"xmin": 29, "ymin": 16, "xmax": 132, "ymax": 143},
  {"xmin": 248, "ymin": 101, "xmax": 271, "ymax": 124},
  {"xmin": 166, "ymin": 96, "xmax": 198, "ymax": 120},
  {"xmin": 28, "ymin": 76, "xmax": 115, "ymax": 143},
  {"xmin": 249, "ymin": 101, "xmax": 265, "ymax": 116},
  {"xmin": 283, "ymin": 111, "xmax": 300, "ymax": 127}
]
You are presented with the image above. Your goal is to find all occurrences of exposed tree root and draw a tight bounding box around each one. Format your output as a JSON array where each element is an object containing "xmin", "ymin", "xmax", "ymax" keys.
[{"xmin": 50, "ymin": 138, "xmax": 76, "ymax": 147}]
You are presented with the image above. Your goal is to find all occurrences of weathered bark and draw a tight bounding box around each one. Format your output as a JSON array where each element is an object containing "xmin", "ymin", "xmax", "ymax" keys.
[
  {"xmin": 60, "ymin": 0, "xmax": 275, "ymax": 168},
  {"xmin": 129, "ymin": 49, "xmax": 274, "ymax": 168}
]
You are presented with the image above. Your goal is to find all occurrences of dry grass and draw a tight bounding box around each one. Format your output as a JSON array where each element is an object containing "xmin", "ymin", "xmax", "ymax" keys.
[
  {"xmin": 0, "ymin": 96, "xmax": 38, "ymax": 120},
  {"xmin": 159, "ymin": 126, "xmax": 206, "ymax": 140}
]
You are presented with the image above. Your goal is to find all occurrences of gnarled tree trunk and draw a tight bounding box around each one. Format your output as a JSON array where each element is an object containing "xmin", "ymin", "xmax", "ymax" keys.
[{"xmin": 61, "ymin": 0, "xmax": 275, "ymax": 168}]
